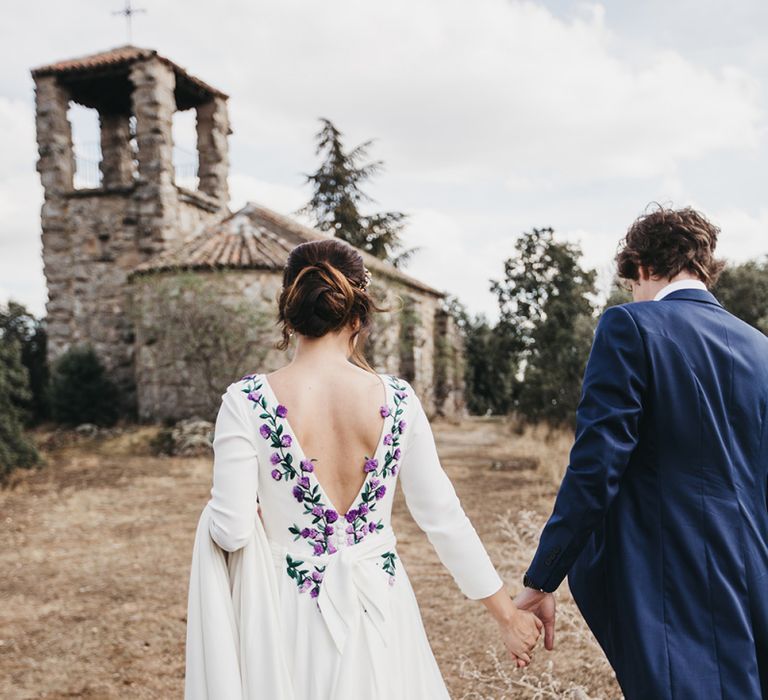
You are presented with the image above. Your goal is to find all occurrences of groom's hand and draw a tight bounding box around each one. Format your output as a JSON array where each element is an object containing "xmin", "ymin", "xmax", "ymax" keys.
[{"xmin": 513, "ymin": 588, "xmax": 556, "ymax": 651}]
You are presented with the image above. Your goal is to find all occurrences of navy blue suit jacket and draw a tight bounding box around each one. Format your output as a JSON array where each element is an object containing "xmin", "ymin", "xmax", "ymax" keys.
[{"xmin": 526, "ymin": 288, "xmax": 768, "ymax": 699}]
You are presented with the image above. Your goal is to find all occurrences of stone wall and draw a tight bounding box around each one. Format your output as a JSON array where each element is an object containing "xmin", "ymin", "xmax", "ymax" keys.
[
  {"xmin": 131, "ymin": 268, "xmax": 462, "ymax": 421},
  {"xmin": 433, "ymin": 308, "xmax": 466, "ymax": 419},
  {"xmin": 132, "ymin": 270, "xmax": 284, "ymax": 421},
  {"xmin": 34, "ymin": 57, "xmax": 231, "ymax": 414}
]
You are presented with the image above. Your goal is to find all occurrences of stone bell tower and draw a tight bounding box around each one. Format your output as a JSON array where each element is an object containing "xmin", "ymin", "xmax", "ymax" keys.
[{"xmin": 31, "ymin": 46, "xmax": 231, "ymax": 413}]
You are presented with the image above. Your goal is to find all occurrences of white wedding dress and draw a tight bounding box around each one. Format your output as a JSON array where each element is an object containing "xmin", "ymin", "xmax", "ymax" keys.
[{"xmin": 185, "ymin": 372, "xmax": 503, "ymax": 699}]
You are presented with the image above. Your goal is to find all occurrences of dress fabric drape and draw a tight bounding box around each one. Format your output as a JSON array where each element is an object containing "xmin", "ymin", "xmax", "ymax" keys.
[{"xmin": 185, "ymin": 372, "xmax": 503, "ymax": 699}]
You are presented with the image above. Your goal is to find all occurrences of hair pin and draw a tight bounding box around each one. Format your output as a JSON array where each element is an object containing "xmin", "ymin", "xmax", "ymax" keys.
[{"xmin": 360, "ymin": 266, "xmax": 372, "ymax": 290}]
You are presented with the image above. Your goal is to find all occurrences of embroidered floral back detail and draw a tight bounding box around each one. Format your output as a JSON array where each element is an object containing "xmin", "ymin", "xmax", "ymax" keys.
[{"xmin": 238, "ymin": 372, "xmax": 409, "ymax": 596}]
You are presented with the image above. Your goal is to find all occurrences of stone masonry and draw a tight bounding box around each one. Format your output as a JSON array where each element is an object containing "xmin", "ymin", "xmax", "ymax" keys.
[{"xmin": 32, "ymin": 46, "xmax": 465, "ymax": 421}]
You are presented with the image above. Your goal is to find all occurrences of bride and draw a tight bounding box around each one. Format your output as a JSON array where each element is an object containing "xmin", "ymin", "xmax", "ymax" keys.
[{"xmin": 184, "ymin": 237, "xmax": 541, "ymax": 699}]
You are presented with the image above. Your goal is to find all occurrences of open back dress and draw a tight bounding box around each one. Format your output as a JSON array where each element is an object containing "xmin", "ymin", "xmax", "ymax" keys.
[{"xmin": 201, "ymin": 371, "xmax": 503, "ymax": 699}]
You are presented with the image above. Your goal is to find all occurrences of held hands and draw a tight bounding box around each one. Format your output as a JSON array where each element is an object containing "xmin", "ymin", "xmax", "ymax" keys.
[
  {"xmin": 513, "ymin": 588, "xmax": 557, "ymax": 652},
  {"xmin": 497, "ymin": 607, "xmax": 543, "ymax": 668},
  {"xmin": 481, "ymin": 585, "xmax": 542, "ymax": 667}
]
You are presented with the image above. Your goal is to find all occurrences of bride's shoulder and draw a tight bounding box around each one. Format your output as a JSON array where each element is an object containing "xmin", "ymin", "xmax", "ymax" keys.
[
  {"xmin": 379, "ymin": 373, "xmax": 422, "ymax": 410},
  {"xmin": 221, "ymin": 371, "xmax": 266, "ymax": 400}
]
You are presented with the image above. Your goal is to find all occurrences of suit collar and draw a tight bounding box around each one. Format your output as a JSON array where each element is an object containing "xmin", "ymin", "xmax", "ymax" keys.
[{"xmin": 660, "ymin": 287, "xmax": 723, "ymax": 307}]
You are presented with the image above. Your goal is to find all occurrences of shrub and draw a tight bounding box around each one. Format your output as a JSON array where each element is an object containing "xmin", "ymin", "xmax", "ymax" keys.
[
  {"xmin": 49, "ymin": 347, "xmax": 120, "ymax": 427},
  {"xmin": 0, "ymin": 333, "xmax": 40, "ymax": 481},
  {"xmin": 0, "ymin": 301, "xmax": 50, "ymax": 425}
]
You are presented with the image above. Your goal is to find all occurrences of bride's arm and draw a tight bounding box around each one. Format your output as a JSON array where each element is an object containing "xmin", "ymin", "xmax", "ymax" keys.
[
  {"xmin": 207, "ymin": 383, "xmax": 261, "ymax": 552},
  {"xmin": 397, "ymin": 388, "xmax": 541, "ymax": 663}
]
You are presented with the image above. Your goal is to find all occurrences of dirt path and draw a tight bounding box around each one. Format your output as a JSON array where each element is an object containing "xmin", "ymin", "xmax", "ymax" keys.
[{"xmin": 0, "ymin": 420, "xmax": 621, "ymax": 699}]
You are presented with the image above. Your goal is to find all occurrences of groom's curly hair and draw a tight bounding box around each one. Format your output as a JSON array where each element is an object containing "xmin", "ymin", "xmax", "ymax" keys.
[{"xmin": 616, "ymin": 204, "xmax": 726, "ymax": 286}]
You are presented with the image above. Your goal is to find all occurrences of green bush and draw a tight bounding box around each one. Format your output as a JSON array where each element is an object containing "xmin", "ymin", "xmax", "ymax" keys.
[
  {"xmin": 0, "ymin": 301, "xmax": 50, "ymax": 424},
  {"xmin": 49, "ymin": 347, "xmax": 120, "ymax": 427},
  {"xmin": 0, "ymin": 332, "xmax": 40, "ymax": 481}
]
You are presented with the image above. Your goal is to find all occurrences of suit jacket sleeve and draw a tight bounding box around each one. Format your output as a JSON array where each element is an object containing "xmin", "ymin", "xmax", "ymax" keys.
[
  {"xmin": 398, "ymin": 388, "xmax": 504, "ymax": 600},
  {"xmin": 207, "ymin": 383, "xmax": 261, "ymax": 552},
  {"xmin": 526, "ymin": 304, "xmax": 648, "ymax": 592}
]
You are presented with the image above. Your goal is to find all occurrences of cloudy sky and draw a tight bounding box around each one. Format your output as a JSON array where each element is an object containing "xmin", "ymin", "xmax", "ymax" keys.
[{"xmin": 2, "ymin": 0, "xmax": 767, "ymax": 318}]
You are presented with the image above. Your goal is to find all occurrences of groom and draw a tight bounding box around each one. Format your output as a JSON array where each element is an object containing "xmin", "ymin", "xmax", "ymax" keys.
[{"xmin": 515, "ymin": 206, "xmax": 768, "ymax": 699}]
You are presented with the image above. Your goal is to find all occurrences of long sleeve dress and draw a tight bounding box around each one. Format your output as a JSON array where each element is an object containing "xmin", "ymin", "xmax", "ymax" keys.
[{"xmin": 193, "ymin": 371, "xmax": 503, "ymax": 699}]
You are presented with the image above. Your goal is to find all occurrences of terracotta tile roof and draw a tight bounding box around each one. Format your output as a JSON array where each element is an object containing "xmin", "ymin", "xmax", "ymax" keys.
[
  {"xmin": 31, "ymin": 45, "xmax": 227, "ymax": 99},
  {"xmin": 131, "ymin": 203, "xmax": 443, "ymax": 297}
]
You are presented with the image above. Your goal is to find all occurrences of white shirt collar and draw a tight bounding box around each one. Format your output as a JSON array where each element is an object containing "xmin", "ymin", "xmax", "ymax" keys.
[{"xmin": 653, "ymin": 279, "xmax": 708, "ymax": 301}]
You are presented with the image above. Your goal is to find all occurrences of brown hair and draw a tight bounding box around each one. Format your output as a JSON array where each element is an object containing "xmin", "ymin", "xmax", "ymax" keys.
[
  {"xmin": 277, "ymin": 238, "xmax": 383, "ymax": 370},
  {"xmin": 616, "ymin": 204, "xmax": 726, "ymax": 286}
]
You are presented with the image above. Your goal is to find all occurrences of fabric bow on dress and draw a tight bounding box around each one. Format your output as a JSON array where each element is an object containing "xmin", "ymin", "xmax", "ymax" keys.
[{"xmin": 272, "ymin": 528, "xmax": 397, "ymax": 654}]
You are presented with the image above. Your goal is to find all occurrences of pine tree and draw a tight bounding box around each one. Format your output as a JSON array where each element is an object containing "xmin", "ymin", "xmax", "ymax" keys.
[
  {"xmin": 298, "ymin": 118, "xmax": 414, "ymax": 266},
  {"xmin": 490, "ymin": 227, "xmax": 598, "ymax": 425},
  {"xmin": 0, "ymin": 324, "xmax": 39, "ymax": 481}
]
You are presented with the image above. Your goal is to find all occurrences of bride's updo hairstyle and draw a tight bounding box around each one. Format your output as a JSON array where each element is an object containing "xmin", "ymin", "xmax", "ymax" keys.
[{"xmin": 277, "ymin": 238, "xmax": 383, "ymax": 370}]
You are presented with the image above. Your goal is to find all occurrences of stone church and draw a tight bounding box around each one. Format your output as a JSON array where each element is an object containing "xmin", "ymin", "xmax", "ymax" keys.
[{"xmin": 31, "ymin": 46, "xmax": 464, "ymax": 422}]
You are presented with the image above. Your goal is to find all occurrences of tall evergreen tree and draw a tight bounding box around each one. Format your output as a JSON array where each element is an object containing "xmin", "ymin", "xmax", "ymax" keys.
[
  {"xmin": 298, "ymin": 118, "xmax": 414, "ymax": 266},
  {"xmin": 0, "ymin": 321, "xmax": 39, "ymax": 481},
  {"xmin": 0, "ymin": 302, "xmax": 50, "ymax": 424},
  {"xmin": 490, "ymin": 227, "xmax": 598, "ymax": 425}
]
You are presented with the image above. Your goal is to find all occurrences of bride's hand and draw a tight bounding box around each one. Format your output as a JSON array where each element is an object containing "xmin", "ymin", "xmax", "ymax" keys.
[
  {"xmin": 480, "ymin": 585, "xmax": 543, "ymax": 667},
  {"xmin": 497, "ymin": 607, "xmax": 543, "ymax": 666}
]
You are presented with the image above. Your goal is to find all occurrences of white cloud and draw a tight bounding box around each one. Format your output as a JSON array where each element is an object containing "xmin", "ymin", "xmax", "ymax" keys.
[
  {"xmin": 0, "ymin": 96, "xmax": 45, "ymax": 315},
  {"xmin": 1, "ymin": 0, "xmax": 767, "ymax": 320},
  {"xmin": 214, "ymin": 0, "xmax": 762, "ymax": 186},
  {"xmin": 709, "ymin": 208, "xmax": 768, "ymax": 262},
  {"xmin": 228, "ymin": 174, "xmax": 308, "ymax": 216}
]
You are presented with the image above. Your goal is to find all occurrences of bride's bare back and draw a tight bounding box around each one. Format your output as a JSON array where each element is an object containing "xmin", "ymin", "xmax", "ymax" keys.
[{"xmin": 265, "ymin": 363, "xmax": 387, "ymax": 515}]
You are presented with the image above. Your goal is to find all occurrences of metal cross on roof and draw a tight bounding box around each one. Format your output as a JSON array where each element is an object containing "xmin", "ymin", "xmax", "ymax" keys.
[{"xmin": 112, "ymin": 0, "xmax": 146, "ymax": 44}]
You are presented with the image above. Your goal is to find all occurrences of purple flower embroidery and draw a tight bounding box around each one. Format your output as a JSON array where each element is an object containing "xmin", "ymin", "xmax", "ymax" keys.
[
  {"xmin": 276, "ymin": 404, "xmax": 288, "ymax": 418},
  {"xmin": 259, "ymin": 424, "xmax": 271, "ymax": 439},
  {"xmin": 364, "ymin": 458, "xmax": 378, "ymax": 473},
  {"xmin": 299, "ymin": 579, "xmax": 313, "ymax": 592},
  {"xmin": 324, "ymin": 525, "xmax": 334, "ymax": 536},
  {"xmin": 312, "ymin": 505, "xmax": 324, "ymax": 517},
  {"xmin": 271, "ymin": 469, "xmax": 281, "ymax": 481},
  {"xmin": 312, "ymin": 570, "xmax": 324, "ymax": 582},
  {"xmin": 383, "ymin": 434, "xmax": 393, "ymax": 445},
  {"xmin": 310, "ymin": 587, "xmax": 320, "ymax": 598},
  {"xmin": 380, "ymin": 405, "xmax": 391, "ymax": 418},
  {"xmin": 345, "ymin": 508, "xmax": 359, "ymax": 523},
  {"xmin": 396, "ymin": 390, "xmax": 408, "ymax": 400},
  {"xmin": 300, "ymin": 527, "xmax": 311, "ymax": 538},
  {"xmin": 281, "ymin": 434, "xmax": 293, "ymax": 447},
  {"xmin": 292, "ymin": 485, "xmax": 304, "ymax": 502},
  {"xmin": 394, "ymin": 447, "xmax": 402, "ymax": 461},
  {"xmin": 327, "ymin": 543, "xmax": 337, "ymax": 554},
  {"xmin": 246, "ymin": 390, "xmax": 262, "ymax": 403},
  {"xmin": 375, "ymin": 485, "xmax": 387, "ymax": 500},
  {"xmin": 313, "ymin": 542, "xmax": 324, "ymax": 556},
  {"xmin": 298, "ymin": 476, "xmax": 310, "ymax": 489},
  {"xmin": 391, "ymin": 465, "xmax": 398, "ymax": 476},
  {"xmin": 270, "ymin": 452, "xmax": 281, "ymax": 465},
  {"xmin": 308, "ymin": 528, "xmax": 318, "ymax": 539},
  {"xmin": 398, "ymin": 420, "xmax": 407, "ymax": 433},
  {"xmin": 325, "ymin": 509, "xmax": 339, "ymax": 523},
  {"xmin": 300, "ymin": 459, "xmax": 314, "ymax": 472},
  {"xmin": 370, "ymin": 478, "xmax": 381, "ymax": 488},
  {"xmin": 368, "ymin": 521, "xmax": 377, "ymax": 533},
  {"xmin": 358, "ymin": 503, "xmax": 369, "ymax": 516}
]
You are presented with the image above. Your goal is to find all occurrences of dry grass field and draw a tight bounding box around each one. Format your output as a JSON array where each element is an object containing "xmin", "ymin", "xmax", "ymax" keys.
[{"xmin": 0, "ymin": 418, "xmax": 622, "ymax": 699}]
